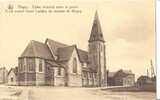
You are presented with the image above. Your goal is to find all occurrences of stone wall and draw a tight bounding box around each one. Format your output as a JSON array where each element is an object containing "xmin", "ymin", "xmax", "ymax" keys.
[
  {"xmin": 88, "ymin": 41, "xmax": 106, "ymax": 87},
  {"xmin": 54, "ymin": 67, "xmax": 65, "ymax": 86},
  {"xmin": 18, "ymin": 57, "xmax": 37, "ymax": 85},
  {"xmin": 67, "ymin": 48, "xmax": 82, "ymax": 87},
  {"xmin": 82, "ymin": 71, "xmax": 97, "ymax": 87},
  {"xmin": 8, "ymin": 71, "xmax": 17, "ymax": 85},
  {"xmin": 54, "ymin": 76, "xmax": 65, "ymax": 86},
  {"xmin": 18, "ymin": 72, "xmax": 36, "ymax": 86},
  {"xmin": 0, "ymin": 67, "xmax": 8, "ymax": 84},
  {"xmin": 35, "ymin": 58, "xmax": 45, "ymax": 85},
  {"xmin": 123, "ymin": 74, "xmax": 135, "ymax": 86},
  {"xmin": 45, "ymin": 63, "xmax": 54, "ymax": 86}
]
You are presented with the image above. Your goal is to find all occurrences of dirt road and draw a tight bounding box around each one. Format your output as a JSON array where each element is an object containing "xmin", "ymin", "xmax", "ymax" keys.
[{"xmin": 0, "ymin": 85, "xmax": 156, "ymax": 100}]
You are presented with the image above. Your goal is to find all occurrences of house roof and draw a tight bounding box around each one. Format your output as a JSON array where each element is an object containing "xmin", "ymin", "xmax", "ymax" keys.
[
  {"xmin": 45, "ymin": 38, "xmax": 68, "ymax": 56},
  {"xmin": 114, "ymin": 69, "xmax": 134, "ymax": 78},
  {"xmin": 137, "ymin": 75, "xmax": 153, "ymax": 84},
  {"xmin": 108, "ymin": 72, "xmax": 116, "ymax": 77},
  {"xmin": 89, "ymin": 11, "xmax": 105, "ymax": 42},
  {"xmin": 8, "ymin": 67, "xmax": 18, "ymax": 76},
  {"xmin": 117, "ymin": 69, "xmax": 133, "ymax": 75},
  {"xmin": 20, "ymin": 38, "xmax": 89, "ymax": 65},
  {"xmin": 57, "ymin": 45, "xmax": 75, "ymax": 61},
  {"xmin": 20, "ymin": 40, "xmax": 54, "ymax": 60},
  {"xmin": 45, "ymin": 38, "xmax": 88, "ymax": 63},
  {"xmin": 107, "ymin": 69, "xmax": 134, "ymax": 78},
  {"xmin": 82, "ymin": 67, "xmax": 97, "ymax": 72},
  {"xmin": 77, "ymin": 49, "xmax": 88, "ymax": 63},
  {"xmin": 46, "ymin": 60, "xmax": 60, "ymax": 67}
]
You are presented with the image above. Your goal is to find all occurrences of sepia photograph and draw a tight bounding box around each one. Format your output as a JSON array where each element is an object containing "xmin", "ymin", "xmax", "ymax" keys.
[{"xmin": 0, "ymin": 0, "xmax": 156, "ymax": 100}]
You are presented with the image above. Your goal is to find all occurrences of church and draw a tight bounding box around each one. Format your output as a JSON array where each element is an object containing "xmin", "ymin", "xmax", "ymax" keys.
[{"xmin": 17, "ymin": 11, "xmax": 107, "ymax": 87}]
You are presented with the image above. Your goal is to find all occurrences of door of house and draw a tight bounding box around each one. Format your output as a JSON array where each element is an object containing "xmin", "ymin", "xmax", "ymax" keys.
[{"xmin": 45, "ymin": 64, "xmax": 54, "ymax": 86}]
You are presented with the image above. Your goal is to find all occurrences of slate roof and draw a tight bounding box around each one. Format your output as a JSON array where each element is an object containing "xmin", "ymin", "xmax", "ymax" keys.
[
  {"xmin": 117, "ymin": 69, "xmax": 133, "ymax": 75},
  {"xmin": 46, "ymin": 60, "xmax": 60, "ymax": 67},
  {"xmin": 108, "ymin": 69, "xmax": 133, "ymax": 78},
  {"xmin": 20, "ymin": 40, "xmax": 54, "ymax": 60},
  {"xmin": 89, "ymin": 11, "xmax": 105, "ymax": 42},
  {"xmin": 45, "ymin": 38, "xmax": 68, "ymax": 56},
  {"xmin": 20, "ymin": 38, "xmax": 88, "ymax": 64},
  {"xmin": 57, "ymin": 45, "xmax": 75, "ymax": 61},
  {"xmin": 82, "ymin": 67, "xmax": 97, "ymax": 72},
  {"xmin": 45, "ymin": 38, "xmax": 88, "ymax": 63},
  {"xmin": 77, "ymin": 49, "xmax": 88, "ymax": 63}
]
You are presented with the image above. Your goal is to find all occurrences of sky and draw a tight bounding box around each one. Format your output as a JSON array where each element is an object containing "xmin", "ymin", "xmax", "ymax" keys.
[{"xmin": 0, "ymin": 0, "xmax": 155, "ymax": 79}]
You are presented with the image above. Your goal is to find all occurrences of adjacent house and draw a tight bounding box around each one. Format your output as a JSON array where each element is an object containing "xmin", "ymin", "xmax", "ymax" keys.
[
  {"xmin": 16, "ymin": 11, "xmax": 107, "ymax": 87},
  {"xmin": 107, "ymin": 69, "xmax": 135, "ymax": 86},
  {"xmin": 0, "ymin": 67, "xmax": 8, "ymax": 84},
  {"xmin": 137, "ymin": 75, "xmax": 153, "ymax": 86},
  {"xmin": 106, "ymin": 71, "xmax": 116, "ymax": 86},
  {"xmin": 8, "ymin": 67, "xmax": 18, "ymax": 85}
]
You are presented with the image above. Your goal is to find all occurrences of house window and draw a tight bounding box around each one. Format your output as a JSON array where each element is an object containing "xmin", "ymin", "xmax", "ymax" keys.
[
  {"xmin": 23, "ymin": 65, "xmax": 26, "ymax": 71},
  {"xmin": 93, "ymin": 54, "xmax": 97, "ymax": 65},
  {"xmin": 90, "ymin": 73, "xmax": 93, "ymax": 78},
  {"xmin": 19, "ymin": 64, "xmax": 21, "ymax": 71},
  {"xmin": 100, "ymin": 45, "xmax": 103, "ymax": 52},
  {"xmin": 81, "ymin": 63, "xmax": 84, "ymax": 66},
  {"xmin": 58, "ymin": 67, "xmax": 61, "ymax": 76},
  {"xmin": 39, "ymin": 59, "xmax": 43, "ymax": 72},
  {"xmin": 73, "ymin": 58, "xmax": 77, "ymax": 73},
  {"xmin": 11, "ymin": 77, "xmax": 13, "ymax": 82},
  {"xmin": 94, "ymin": 73, "xmax": 97, "ymax": 79},
  {"xmin": 27, "ymin": 58, "xmax": 35, "ymax": 71},
  {"xmin": 19, "ymin": 58, "xmax": 24, "ymax": 71}
]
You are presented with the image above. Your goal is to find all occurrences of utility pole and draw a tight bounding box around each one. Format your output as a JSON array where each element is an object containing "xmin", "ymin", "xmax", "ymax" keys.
[
  {"xmin": 147, "ymin": 69, "xmax": 149, "ymax": 77},
  {"xmin": 150, "ymin": 59, "xmax": 155, "ymax": 78}
]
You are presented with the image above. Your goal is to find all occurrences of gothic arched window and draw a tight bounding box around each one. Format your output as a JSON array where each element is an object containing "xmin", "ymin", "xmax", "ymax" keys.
[
  {"xmin": 73, "ymin": 58, "xmax": 77, "ymax": 73},
  {"xmin": 39, "ymin": 59, "xmax": 43, "ymax": 72},
  {"xmin": 27, "ymin": 58, "xmax": 35, "ymax": 71}
]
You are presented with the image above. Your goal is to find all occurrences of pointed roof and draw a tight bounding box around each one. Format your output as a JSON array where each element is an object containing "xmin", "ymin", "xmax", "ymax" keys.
[
  {"xmin": 45, "ymin": 38, "xmax": 68, "ymax": 56},
  {"xmin": 89, "ymin": 11, "xmax": 105, "ymax": 42},
  {"xmin": 20, "ymin": 38, "xmax": 89, "ymax": 63},
  {"xmin": 20, "ymin": 40, "xmax": 54, "ymax": 60},
  {"xmin": 8, "ymin": 67, "xmax": 18, "ymax": 76},
  {"xmin": 78, "ymin": 49, "xmax": 88, "ymax": 63},
  {"xmin": 45, "ymin": 38, "xmax": 89, "ymax": 63},
  {"xmin": 114, "ymin": 69, "xmax": 134, "ymax": 77},
  {"xmin": 57, "ymin": 45, "xmax": 75, "ymax": 61}
]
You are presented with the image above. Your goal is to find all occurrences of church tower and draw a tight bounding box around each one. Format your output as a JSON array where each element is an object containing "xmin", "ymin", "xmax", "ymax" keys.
[{"xmin": 88, "ymin": 11, "xmax": 107, "ymax": 87}]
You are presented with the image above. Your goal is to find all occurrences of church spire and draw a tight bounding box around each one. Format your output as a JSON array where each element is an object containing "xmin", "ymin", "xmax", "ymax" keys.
[{"xmin": 89, "ymin": 11, "xmax": 105, "ymax": 42}]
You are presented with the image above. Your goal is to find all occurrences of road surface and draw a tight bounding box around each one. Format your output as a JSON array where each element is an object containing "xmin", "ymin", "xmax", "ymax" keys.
[{"xmin": 0, "ymin": 85, "xmax": 156, "ymax": 100}]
